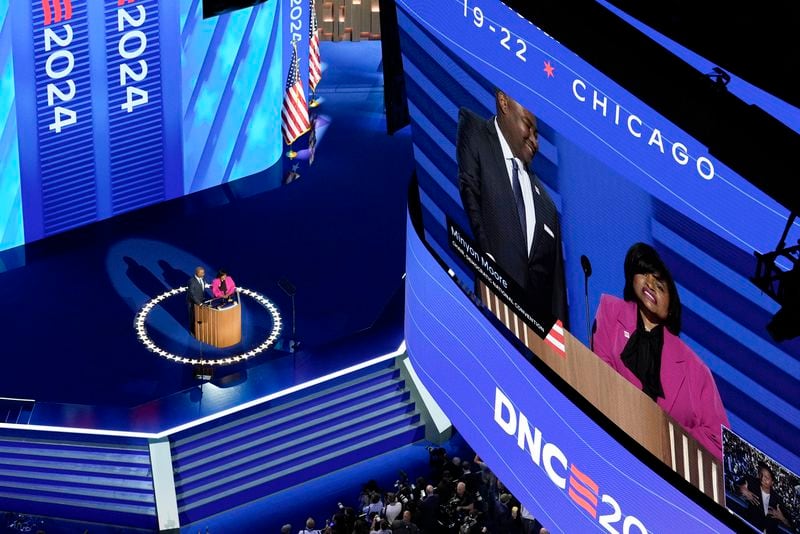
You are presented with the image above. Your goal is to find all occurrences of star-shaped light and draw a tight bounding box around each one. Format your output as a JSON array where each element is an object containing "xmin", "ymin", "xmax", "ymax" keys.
[
  {"xmin": 543, "ymin": 60, "xmax": 555, "ymax": 78},
  {"xmin": 135, "ymin": 287, "xmax": 282, "ymax": 365}
]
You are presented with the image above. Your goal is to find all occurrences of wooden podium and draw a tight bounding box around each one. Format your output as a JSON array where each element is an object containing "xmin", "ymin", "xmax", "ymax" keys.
[
  {"xmin": 193, "ymin": 294, "xmax": 242, "ymax": 348},
  {"xmin": 477, "ymin": 281, "xmax": 724, "ymax": 505}
]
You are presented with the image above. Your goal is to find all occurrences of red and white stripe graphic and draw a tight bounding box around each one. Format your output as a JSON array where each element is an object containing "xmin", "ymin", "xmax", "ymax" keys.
[
  {"xmin": 308, "ymin": 0, "xmax": 322, "ymax": 91},
  {"xmin": 567, "ymin": 463, "xmax": 599, "ymax": 518},
  {"xmin": 281, "ymin": 41, "xmax": 311, "ymax": 145},
  {"xmin": 545, "ymin": 319, "xmax": 566, "ymax": 357},
  {"xmin": 42, "ymin": 0, "xmax": 73, "ymax": 26}
]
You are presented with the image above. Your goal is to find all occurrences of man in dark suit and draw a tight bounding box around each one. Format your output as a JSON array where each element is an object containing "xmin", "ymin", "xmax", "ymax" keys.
[
  {"xmin": 186, "ymin": 266, "xmax": 207, "ymax": 335},
  {"xmin": 391, "ymin": 510, "xmax": 419, "ymax": 534},
  {"xmin": 457, "ymin": 89, "xmax": 567, "ymax": 324},
  {"xmin": 416, "ymin": 485, "xmax": 440, "ymax": 532},
  {"xmin": 736, "ymin": 462, "xmax": 793, "ymax": 533}
]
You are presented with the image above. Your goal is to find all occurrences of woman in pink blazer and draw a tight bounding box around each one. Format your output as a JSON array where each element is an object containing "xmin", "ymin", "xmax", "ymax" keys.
[
  {"xmin": 592, "ymin": 243, "xmax": 729, "ymax": 460},
  {"xmin": 211, "ymin": 269, "xmax": 236, "ymax": 299}
]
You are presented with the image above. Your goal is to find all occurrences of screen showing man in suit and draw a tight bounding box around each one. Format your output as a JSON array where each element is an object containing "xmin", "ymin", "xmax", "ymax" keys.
[{"xmin": 457, "ymin": 89, "xmax": 567, "ymax": 327}]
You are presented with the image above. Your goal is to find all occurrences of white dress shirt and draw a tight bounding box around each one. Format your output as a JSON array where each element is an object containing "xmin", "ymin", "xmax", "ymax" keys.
[{"xmin": 494, "ymin": 118, "xmax": 536, "ymax": 254}]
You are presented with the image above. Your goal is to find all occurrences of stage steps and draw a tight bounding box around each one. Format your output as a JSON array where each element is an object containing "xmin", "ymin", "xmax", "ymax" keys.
[
  {"xmin": 0, "ymin": 431, "xmax": 156, "ymax": 531},
  {"xmin": 0, "ymin": 399, "xmax": 34, "ymax": 424},
  {"xmin": 171, "ymin": 358, "xmax": 426, "ymax": 524}
]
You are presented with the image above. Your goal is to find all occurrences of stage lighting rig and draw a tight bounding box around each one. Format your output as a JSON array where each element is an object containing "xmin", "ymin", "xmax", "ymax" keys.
[{"xmin": 752, "ymin": 212, "xmax": 800, "ymax": 341}]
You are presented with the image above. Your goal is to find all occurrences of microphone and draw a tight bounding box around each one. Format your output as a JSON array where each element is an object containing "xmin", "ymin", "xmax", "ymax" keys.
[
  {"xmin": 580, "ymin": 255, "xmax": 593, "ymax": 350},
  {"xmin": 580, "ymin": 255, "xmax": 592, "ymax": 279}
]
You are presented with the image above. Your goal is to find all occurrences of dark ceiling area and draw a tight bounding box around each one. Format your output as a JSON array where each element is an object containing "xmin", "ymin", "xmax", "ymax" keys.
[
  {"xmin": 503, "ymin": 0, "xmax": 800, "ymax": 215},
  {"xmin": 603, "ymin": 0, "xmax": 799, "ymax": 109}
]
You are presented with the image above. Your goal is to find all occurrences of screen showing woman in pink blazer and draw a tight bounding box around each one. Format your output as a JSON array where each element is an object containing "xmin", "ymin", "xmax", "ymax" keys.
[
  {"xmin": 211, "ymin": 269, "xmax": 236, "ymax": 299},
  {"xmin": 592, "ymin": 243, "xmax": 729, "ymax": 460}
]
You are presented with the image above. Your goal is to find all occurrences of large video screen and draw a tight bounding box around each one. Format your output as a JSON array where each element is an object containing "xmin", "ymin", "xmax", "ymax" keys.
[
  {"xmin": 0, "ymin": 0, "xmax": 284, "ymax": 252},
  {"xmin": 400, "ymin": 0, "xmax": 799, "ymax": 530}
]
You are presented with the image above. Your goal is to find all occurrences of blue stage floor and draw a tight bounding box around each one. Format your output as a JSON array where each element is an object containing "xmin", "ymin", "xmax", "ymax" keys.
[{"xmin": 0, "ymin": 41, "xmax": 413, "ymax": 432}]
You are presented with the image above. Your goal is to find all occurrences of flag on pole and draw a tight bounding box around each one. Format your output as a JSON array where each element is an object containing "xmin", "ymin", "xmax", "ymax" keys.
[
  {"xmin": 308, "ymin": 113, "xmax": 317, "ymax": 165},
  {"xmin": 309, "ymin": 0, "xmax": 322, "ymax": 92},
  {"xmin": 282, "ymin": 40, "xmax": 311, "ymax": 146}
]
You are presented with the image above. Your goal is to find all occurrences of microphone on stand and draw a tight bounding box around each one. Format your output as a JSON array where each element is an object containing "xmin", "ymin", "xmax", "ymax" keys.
[{"xmin": 580, "ymin": 255, "xmax": 593, "ymax": 350}]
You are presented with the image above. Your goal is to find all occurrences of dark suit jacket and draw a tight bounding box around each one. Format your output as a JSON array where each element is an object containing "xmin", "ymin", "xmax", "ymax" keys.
[
  {"xmin": 390, "ymin": 520, "xmax": 419, "ymax": 534},
  {"xmin": 416, "ymin": 494, "xmax": 440, "ymax": 532},
  {"xmin": 457, "ymin": 107, "xmax": 567, "ymax": 324},
  {"xmin": 186, "ymin": 276, "xmax": 206, "ymax": 306}
]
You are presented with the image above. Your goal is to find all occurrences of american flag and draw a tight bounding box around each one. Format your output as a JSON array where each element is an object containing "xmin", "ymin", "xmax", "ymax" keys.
[
  {"xmin": 309, "ymin": 0, "xmax": 322, "ymax": 91},
  {"xmin": 545, "ymin": 319, "xmax": 566, "ymax": 358},
  {"xmin": 282, "ymin": 41, "xmax": 311, "ymax": 146}
]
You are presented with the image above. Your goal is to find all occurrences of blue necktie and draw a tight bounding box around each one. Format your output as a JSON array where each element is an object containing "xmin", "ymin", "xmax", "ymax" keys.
[{"xmin": 511, "ymin": 158, "xmax": 527, "ymax": 245}]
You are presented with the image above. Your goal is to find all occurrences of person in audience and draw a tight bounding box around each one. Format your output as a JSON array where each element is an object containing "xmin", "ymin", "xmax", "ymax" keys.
[
  {"xmin": 520, "ymin": 504, "xmax": 548, "ymax": 534},
  {"xmin": 329, "ymin": 511, "xmax": 349, "ymax": 534},
  {"xmin": 428, "ymin": 447, "xmax": 448, "ymax": 482},
  {"xmin": 370, "ymin": 517, "xmax": 392, "ymax": 534},
  {"xmin": 391, "ymin": 510, "xmax": 419, "ymax": 534},
  {"xmin": 452, "ymin": 481, "xmax": 475, "ymax": 517},
  {"xmin": 493, "ymin": 493, "xmax": 522, "ymax": 534},
  {"xmin": 359, "ymin": 481, "xmax": 382, "ymax": 512},
  {"xmin": 474, "ymin": 454, "xmax": 493, "ymax": 489},
  {"xmin": 416, "ymin": 484, "xmax": 440, "ymax": 532},
  {"xmin": 299, "ymin": 517, "xmax": 321, "ymax": 534},
  {"xmin": 281, "ymin": 524, "xmax": 292, "ymax": 534},
  {"xmin": 437, "ymin": 470, "xmax": 455, "ymax": 503},
  {"xmin": 211, "ymin": 269, "xmax": 236, "ymax": 299},
  {"xmin": 415, "ymin": 476, "xmax": 428, "ymax": 495},
  {"xmin": 736, "ymin": 462, "xmax": 793, "ymax": 533},
  {"xmin": 363, "ymin": 492, "xmax": 384, "ymax": 517},
  {"xmin": 383, "ymin": 492, "xmax": 403, "ymax": 523},
  {"xmin": 461, "ymin": 461, "xmax": 482, "ymax": 495},
  {"xmin": 592, "ymin": 242, "xmax": 729, "ymax": 459},
  {"xmin": 353, "ymin": 518, "xmax": 371, "ymax": 534},
  {"xmin": 509, "ymin": 504, "xmax": 524, "ymax": 534},
  {"xmin": 450, "ymin": 456, "xmax": 463, "ymax": 479}
]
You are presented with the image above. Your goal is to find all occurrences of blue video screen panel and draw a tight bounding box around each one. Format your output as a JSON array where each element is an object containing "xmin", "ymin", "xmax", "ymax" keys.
[
  {"xmin": 0, "ymin": 0, "xmax": 284, "ymax": 252},
  {"xmin": 399, "ymin": 0, "xmax": 800, "ymax": 529},
  {"xmin": 406, "ymin": 220, "xmax": 732, "ymax": 532}
]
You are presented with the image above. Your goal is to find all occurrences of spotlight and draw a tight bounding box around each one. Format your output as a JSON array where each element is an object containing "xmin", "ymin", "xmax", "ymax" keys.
[
  {"xmin": 704, "ymin": 67, "xmax": 731, "ymax": 90},
  {"xmin": 752, "ymin": 212, "xmax": 800, "ymax": 341}
]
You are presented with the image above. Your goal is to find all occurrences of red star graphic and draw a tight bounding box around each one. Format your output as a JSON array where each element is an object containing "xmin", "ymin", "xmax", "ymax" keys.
[{"xmin": 543, "ymin": 60, "xmax": 555, "ymax": 78}]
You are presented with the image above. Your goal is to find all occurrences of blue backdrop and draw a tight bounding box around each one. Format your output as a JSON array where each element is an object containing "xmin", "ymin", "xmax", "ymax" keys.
[{"xmin": 406, "ymin": 222, "xmax": 732, "ymax": 532}]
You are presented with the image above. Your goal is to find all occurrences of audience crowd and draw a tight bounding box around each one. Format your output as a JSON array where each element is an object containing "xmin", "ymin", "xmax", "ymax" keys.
[{"xmin": 281, "ymin": 446, "xmax": 550, "ymax": 534}]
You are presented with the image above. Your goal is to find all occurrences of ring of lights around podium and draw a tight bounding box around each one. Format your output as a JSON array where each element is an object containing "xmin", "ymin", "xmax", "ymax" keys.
[{"xmin": 134, "ymin": 287, "xmax": 282, "ymax": 365}]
